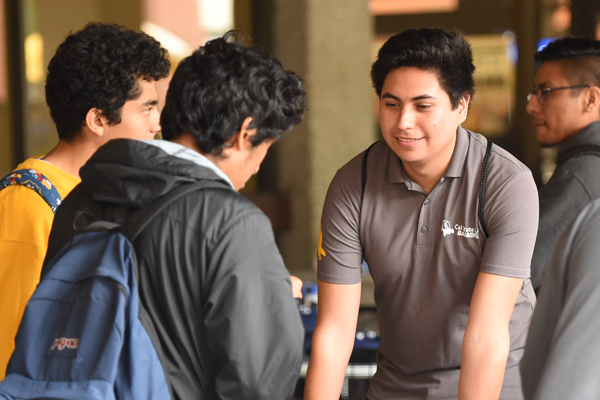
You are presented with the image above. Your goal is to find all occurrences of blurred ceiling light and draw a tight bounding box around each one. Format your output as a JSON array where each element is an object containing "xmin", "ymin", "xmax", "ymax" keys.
[
  {"xmin": 198, "ymin": 0, "xmax": 233, "ymax": 35},
  {"xmin": 141, "ymin": 21, "xmax": 193, "ymax": 60},
  {"xmin": 551, "ymin": 5, "xmax": 571, "ymax": 33},
  {"xmin": 370, "ymin": 0, "xmax": 458, "ymax": 15},
  {"xmin": 25, "ymin": 32, "xmax": 43, "ymax": 84}
]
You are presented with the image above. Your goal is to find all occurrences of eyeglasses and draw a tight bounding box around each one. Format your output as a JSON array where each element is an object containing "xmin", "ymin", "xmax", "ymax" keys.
[{"xmin": 526, "ymin": 85, "xmax": 590, "ymax": 104}]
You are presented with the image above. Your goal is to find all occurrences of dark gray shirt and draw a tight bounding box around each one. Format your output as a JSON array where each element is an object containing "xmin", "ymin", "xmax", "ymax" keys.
[
  {"xmin": 531, "ymin": 120, "xmax": 600, "ymax": 289},
  {"xmin": 318, "ymin": 128, "xmax": 539, "ymax": 399},
  {"xmin": 521, "ymin": 197, "xmax": 600, "ymax": 399}
]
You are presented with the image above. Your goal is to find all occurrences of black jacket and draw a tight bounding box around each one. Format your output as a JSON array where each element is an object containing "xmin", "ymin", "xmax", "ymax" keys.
[
  {"xmin": 43, "ymin": 139, "xmax": 304, "ymax": 399},
  {"xmin": 531, "ymin": 120, "xmax": 600, "ymax": 289}
]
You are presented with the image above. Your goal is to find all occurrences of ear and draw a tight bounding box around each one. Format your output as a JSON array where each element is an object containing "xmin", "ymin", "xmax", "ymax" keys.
[
  {"xmin": 227, "ymin": 116, "xmax": 256, "ymax": 151},
  {"xmin": 583, "ymin": 86, "xmax": 600, "ymax": 114},
  {"xmin": 84, "ymin": 108, "xmax": 107, "ymax": 137},
  {"xmin": 457, "ymin": 92, "xmax": 470, "ymax": 124}
]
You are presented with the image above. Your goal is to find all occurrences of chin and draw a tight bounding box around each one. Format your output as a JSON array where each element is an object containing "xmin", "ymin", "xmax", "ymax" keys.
[
  {"xmin": 536, "ymin": 133, "xmax": 567, "ymax": 147},
  {"xmin": 535, "ymin": 131, "xmax": 556, "ymax": 147}
]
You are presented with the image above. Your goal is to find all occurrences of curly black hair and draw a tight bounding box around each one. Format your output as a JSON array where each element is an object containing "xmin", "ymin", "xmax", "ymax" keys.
[
  {"xmin": 371, "ymin": 28, "xmax": 475, "ymax": 109},
  {"xmin": 534, "ymin": 37, "xmax": 600, "ymax": 88},
  {"xmin": 45, "ymin": 22, "xmax": 170, "ymax": 140},
  {"xmin": 160, "ymin": 32, "xmax": 306, "ymax": 155}
]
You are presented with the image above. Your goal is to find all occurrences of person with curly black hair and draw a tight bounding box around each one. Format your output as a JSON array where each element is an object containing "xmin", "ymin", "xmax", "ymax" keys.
[
  {"xmin": 41, "ymin": 32, "xmax": 307, "ymax": 398},
  {"xmin": 0, "ymin": 22, "xmax": 170, "ymax": 378},
  {"xmin": 160, "ymin": 32, "xmax": 306, "ymax": 188},
  {"xmin": 307, "ymin": 28, "xmax": 538, "ymax": 399}
]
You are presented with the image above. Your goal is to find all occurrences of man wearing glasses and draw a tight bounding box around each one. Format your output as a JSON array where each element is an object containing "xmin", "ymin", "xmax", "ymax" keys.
[
  {"xmin": 526, "ymin": 37, "xmax": 600, "ymax": 291},
  {"xmin": 520, "ymin": 37, "xmax": 600, "ymax": 399}
]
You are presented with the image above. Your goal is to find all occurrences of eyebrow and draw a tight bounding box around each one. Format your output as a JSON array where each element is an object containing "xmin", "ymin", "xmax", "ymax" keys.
[
  {"xmin": 141, "ymin": 99, "xmax": 159, "ymax": 107},
  {"xmin": 381, "ymin": 92, "xmax": 435, "ymax": 101}
]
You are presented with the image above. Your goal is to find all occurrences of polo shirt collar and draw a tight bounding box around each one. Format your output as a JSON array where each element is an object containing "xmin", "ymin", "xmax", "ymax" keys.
[
  {"xmin": 388, "ymin": 126, "xmax": 468, "ymax": 184},
  {"xmin": 444, "ymin": 126, "xmax": 468, "ymax": 178}
]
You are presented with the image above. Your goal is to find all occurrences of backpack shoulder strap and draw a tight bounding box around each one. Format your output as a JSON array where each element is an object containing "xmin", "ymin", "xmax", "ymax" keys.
[
  {"xmin": 478, "ymin": 138, "xmax": 493, "ymax": 238},
  {"xmin": 0, "ymin": 169, "xmax": 62, "ymax": 213},
  {"xmin": 360, "ymin": 141, "xmax": 381, "ymax": 255},
  {"xmin": 126, "ymin": 180, "xmax": 228, "ymax": 240},
  {"xmin": 74, "ymin": 180, "xmax": 229, "ymax": 241},
  {"xmin": 361, "ymin": 141, "xmax": 381, "ymax": 203}
]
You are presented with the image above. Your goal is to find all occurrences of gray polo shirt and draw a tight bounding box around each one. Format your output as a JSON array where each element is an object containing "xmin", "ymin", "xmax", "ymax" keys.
[{"xmin": 318, "ymin": 127, "xmax": 539, "ymax": 399}]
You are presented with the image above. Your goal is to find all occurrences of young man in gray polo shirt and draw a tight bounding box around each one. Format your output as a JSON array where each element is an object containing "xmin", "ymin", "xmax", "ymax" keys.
[{"xmin": 305, "ymin": 28, "xmax": 539, "ymax": 399}]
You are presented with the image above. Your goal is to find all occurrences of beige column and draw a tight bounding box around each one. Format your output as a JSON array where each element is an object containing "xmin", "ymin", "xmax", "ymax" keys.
[{"xmin": 271, "ymin": 1, "xmax": 375, "ymax": 277}]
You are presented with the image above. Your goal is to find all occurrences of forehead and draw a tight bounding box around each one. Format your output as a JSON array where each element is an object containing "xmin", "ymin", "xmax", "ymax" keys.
[
  {"xmin": 381, "ymin": 67, "xmax": 452, "ymax": 104},
  {"xmin": 382, "ymin": 67, "xmax": 442, "ymax": 91},
  {"xmin": 534, "ymin": 60, "xmax": 570, "ymax": 87}
]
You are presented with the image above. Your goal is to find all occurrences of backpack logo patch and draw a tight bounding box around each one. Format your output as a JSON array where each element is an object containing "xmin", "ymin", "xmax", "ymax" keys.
[{"xmin": 51, "ymin": 338, "xmax": 79, "ymax": 351}]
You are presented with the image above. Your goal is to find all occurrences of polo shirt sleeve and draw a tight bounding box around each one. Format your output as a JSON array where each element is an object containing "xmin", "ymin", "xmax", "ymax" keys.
[
  {"xmin": 317, "ymin": 160, "xmax": 364, "ymax": 285},
  {"xmin": 479, "ymin": 168, "xmax": 539, "ymax": 279}
]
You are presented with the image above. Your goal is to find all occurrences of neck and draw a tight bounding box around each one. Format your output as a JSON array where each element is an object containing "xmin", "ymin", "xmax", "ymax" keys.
[
  {"xmin": 170, "ymin": 132, "xmax": 213, "ymax": 158},
  {"xmin": 402, "ymin": 163, "xmax": 445, "ymax": 194},
  {"xmin": 402, "ymin": 145, "xmax": 456, "ymax": 194},
  {"xmin": 42, "ymin": 138, "xmax": 102, "ymax": 179}
]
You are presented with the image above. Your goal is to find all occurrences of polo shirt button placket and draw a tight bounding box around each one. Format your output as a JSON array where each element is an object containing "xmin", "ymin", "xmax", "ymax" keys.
[
  {"xmin": 424, "ymin": 199, "xmax": 430, "ymax": 205},
  {"xmin": 420, "ymin": 226, "xmax": 428, "ymax": 233}
]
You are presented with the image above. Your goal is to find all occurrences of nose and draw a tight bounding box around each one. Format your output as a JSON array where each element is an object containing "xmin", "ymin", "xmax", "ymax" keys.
[
  {"xmin": 397, "ymin": 106, "xmax": 414, "ymax": 130},
  {"xmin": 525, "ymin": 94, "xmax": 540, "ymax": 115},
  {"xmin": 150, "ymin": 109, "xmax": 161, "ymax": 134}
]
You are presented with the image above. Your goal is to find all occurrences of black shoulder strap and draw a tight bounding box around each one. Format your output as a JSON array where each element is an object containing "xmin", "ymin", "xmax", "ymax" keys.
[
  {"xmin": 360, "ymin": 141, "xmax": 381, "ymax": 255},
  {"xmin": 73, "ymin": 180, "xmax": 228, "ymax": 241},
  {"xmin": 126, "ymin": 180, "xmax": 228, "ymax": 240},
  {"xmin": 478, "ymin": 138, "xmax": 493, "ymax": 238},
  {"xmin": 361, "ymin": 141, "xmax": 381, "ymax": 203},
  {"xmin": 556, "ymin": 144, "xmax": 600, "ymax": 166}
]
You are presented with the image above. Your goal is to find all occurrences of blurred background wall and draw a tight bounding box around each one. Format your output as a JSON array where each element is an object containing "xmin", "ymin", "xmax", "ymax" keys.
[{"xmin": 1, "ymin": 0, "xmax": 600, "ymax": 293}]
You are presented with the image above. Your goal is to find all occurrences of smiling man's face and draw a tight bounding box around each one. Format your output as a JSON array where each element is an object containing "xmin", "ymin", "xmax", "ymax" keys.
[{"xmin": 378, "ymin": 66, "xmax": 468, "ymax": 177}]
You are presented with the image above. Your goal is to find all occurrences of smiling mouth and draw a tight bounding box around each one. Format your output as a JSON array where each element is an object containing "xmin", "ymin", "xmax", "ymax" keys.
[{"xmin": 396, "ymin": 137, "xmax": 422, "ymax": 142}]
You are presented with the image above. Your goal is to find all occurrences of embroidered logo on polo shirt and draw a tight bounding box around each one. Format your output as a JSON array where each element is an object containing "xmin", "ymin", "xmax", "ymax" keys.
[
  {"xmin": 455, "ymin": 224, "xmax": 479, "ymax": 239},
  {"xmin": 441, "ymin": 220, "xmax": 479, "ymax": 239},
  {"xmin": 441, "ymin": 220, "xmax": 454, "ymax": 236}
]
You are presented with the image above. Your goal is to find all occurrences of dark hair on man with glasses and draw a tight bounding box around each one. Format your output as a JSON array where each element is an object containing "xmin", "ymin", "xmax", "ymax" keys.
[
  {"xmin": 521, "ymin": 36, "xmax": 600, "ymax": 400},
  {"xmin": 525, "ymin": 37, "xmax": 600, "ymax": 106},
  {"xmin": 535, "ymin": 37, "xmax": 600, "ymax": 86}
]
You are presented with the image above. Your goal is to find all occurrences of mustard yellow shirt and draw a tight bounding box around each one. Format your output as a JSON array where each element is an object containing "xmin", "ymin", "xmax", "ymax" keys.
[{"xmin": 0, "ymin": 158, "xmax": 79, "ymax": 378}]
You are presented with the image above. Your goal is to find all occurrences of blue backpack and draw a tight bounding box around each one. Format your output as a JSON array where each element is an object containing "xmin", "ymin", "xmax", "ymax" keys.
[{"xmin": 0, "ymin": 181, "xmax": 218, "ymax": 400}]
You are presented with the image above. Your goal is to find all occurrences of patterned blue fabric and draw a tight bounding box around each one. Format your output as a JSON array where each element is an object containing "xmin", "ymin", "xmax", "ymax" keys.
[{"xmin": 0, "ymin": 169, "xmax": 62, "ymax": 214}]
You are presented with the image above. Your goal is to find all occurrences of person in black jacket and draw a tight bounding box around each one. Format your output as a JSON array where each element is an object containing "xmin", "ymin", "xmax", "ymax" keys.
[
  {"xmin": 526, "ymin": 37, "xmax": 600, "ymax": 291},
  {"xmin": 43, "ymin": 32, "xmax": 307, "ymax": 399}
]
